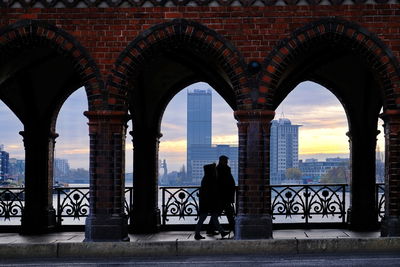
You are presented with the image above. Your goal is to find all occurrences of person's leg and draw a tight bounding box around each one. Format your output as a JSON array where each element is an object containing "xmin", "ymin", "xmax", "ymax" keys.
[
  {"xmin": 225, "ymin": 204, "xmax": 235, "ymax": 233},
  {"xmin": 206, "ymin": 216, "xmax": 216, "ymax": 234},
  {"xmin": 195, "ymin": 213, "xmax": 208, "ymax": 239},
  {"xmin": 210, "ymin": 212, "xmax": 228, "ymax": 238}
]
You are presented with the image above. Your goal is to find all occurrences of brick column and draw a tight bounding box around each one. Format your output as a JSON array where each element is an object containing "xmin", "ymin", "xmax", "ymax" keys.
[
  {"xmin": 84, "ymin": 110, "xmax": 129, "ymax": 242},
  {"xmin": 129, "ymin": 128, "xmax": 161, "ymax": 233},
  {"xmin": 20, "ymin": 129, "xmax": 57, "ymax": 234},
  {"xmin": 234, "ymin": 110, "xmax": 275, "ymax": 240},
  {"xmin": 380, "ymin": 109, "xmax": 400, "ymax": 236},
  {"xmin": 346, "ymin": 128, "xmax": 379, "ymax": 231}
]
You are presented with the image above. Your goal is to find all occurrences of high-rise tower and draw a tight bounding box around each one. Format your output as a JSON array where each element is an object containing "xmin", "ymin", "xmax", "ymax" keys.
[
  {"xmin": 270, "ymin": 118, "xmax": 301, "ymax": 184},
  {"xmin": 186, "ymin": 88, "xmax": 238, "ymax": 184},
  {"xmin": 187, "ymin": 89, "xmax": 212, "ymax": 146},
  {"xmin": 187, "ymin": 89, "xmax": 212, "ymax": 182},
  {"xmin": 0, "ymin": 145, "xmax": 9, "ymax": 181}
]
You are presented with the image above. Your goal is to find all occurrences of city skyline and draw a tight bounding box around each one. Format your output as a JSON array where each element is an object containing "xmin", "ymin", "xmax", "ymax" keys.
[{"xmin": 0, "ymin": 81, "xmax": 385, "ymax": 172}]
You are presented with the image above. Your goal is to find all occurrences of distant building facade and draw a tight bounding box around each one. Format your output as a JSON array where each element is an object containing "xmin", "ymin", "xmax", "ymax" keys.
[
  {"xmin": 9, "ymin": 158, "xmax": 25, "ymax": 176},
  {"xmin": 299, "ymin": 157, "xmax": 349, "ymax": 183},
  {"xmin": 54, "ymin": 158, "xmax": 70, "ymax": 177},
  {"xmin": 189, "ymin": 144, "xmax": 238, "ymax": 183},
  {"xmin": 186, "ymin": 89, "xmax": 238, "ymax": 184},
  {"xmin": 270, "ymin": 118, "xmax": 301, "ymax": 184},
  {"xmin": 0, "ymin": 149, "xmax": 9, "ymax": 181},
  {"xmin": 187, "ymin": 89, "xmax": 212, "ymax": 184}
]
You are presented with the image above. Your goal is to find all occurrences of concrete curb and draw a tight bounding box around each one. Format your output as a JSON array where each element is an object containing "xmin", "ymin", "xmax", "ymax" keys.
[
  {"xmin": 0, "ymin": 243, "xmax": 58, "ymax": 258},
  {"xmin": 0, "ymin": 238, "xmax": 399, "ymax": 259}
]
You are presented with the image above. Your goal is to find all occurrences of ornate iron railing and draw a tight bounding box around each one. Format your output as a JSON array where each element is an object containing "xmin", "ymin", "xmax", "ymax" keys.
[
  {"xmin": 160, "ymin": 186, "xmax": 200, "ymax": 225},
  {"xmin": 271, "ymin": 184, "xmax": 346, "ymax": 224},
  {"xmin": 160, "ymin": 184, "xmax": 349, "ymax": 225},
  {"xmin": 0, "ymin": 186, "xmax": 134, "ymax": 227},
  {"xmin": 376, "ymin": 183, "xmax": 385, "ymax": 221},
  {"xmin": 0, "ymin": 184, "xmax": 387, "ymax": 228},
  {"xmin": 0, "ymin": 188, "xmax": 24, "ymax": 221},
  {"xmin": 55, "ymin": 187, "xmax": 90, "ymax": 226}
]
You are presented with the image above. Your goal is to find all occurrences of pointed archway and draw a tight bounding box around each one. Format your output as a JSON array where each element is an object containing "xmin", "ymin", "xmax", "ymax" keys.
[
  {"xmin": 112, "ymin": 19, "xmax": 247, "ymax": 234},
  {"xmin": 0, "ymin": 20, "xmax": 101, "ymax": 234},
  {"xmin": 261, "ymin": 18, "xmax": 400, "ymax": 236}
]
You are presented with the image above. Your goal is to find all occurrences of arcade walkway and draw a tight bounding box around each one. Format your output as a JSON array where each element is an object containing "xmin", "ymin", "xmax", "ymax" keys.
[
  {"xmin": 0, "ymin": 229, "xmax": 381, "ymax": 244},
  {"xmin": 1, "ymin": 229, "xmax": 399, "ymax": 263}
]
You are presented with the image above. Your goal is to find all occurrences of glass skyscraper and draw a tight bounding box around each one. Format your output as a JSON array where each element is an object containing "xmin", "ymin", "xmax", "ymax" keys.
[
  {"xmin": 187, "ymin": 89, "xmax": 212, "ymax": 146},
  {"xmin": 186, "ymin": 89, "xmax": 238, "ymax": 184}
]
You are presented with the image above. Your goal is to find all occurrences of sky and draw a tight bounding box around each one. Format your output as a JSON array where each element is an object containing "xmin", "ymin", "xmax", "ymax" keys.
[{"xmin": 0, "ymin": 81, "xmax": 385, "ymax": 172}]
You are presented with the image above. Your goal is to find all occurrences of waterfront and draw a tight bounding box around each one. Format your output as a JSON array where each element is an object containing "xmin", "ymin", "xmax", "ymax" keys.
[{"xmin": 0, "ymin": 183, "xmax": 385, "ymax": 227}]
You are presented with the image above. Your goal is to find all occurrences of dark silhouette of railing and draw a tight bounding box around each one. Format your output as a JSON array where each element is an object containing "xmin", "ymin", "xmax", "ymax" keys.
[
  {"xmin": 160, "ymin": 184, "xmax": 350, "ymax": 227},
  {"xmin": 161, "ymin": 186, "xmax": 200, "ymax": 226},
  {"xmin": 0, "ymin": 188, "xmax": 24, "ymax": 221},
  {"xmin": 376, "ymin": 183, "xmax": 385, "ymax": 221},
  {"xmin": 271, "ymin": 184, "xmax": 347, "ymax": 224},
  {"xmin": 0, "ymin": 183, "xmax": 385, "ymax": 228}
]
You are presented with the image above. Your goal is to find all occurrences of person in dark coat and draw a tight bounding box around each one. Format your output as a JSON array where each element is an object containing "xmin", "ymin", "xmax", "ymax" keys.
[
  {"xmin": 194, "ymin": 163, "xmax": 229, "ymax": 240},
  {"xmin": 207, "ymin": 155, "xmax": 236, "ymax": 235}
]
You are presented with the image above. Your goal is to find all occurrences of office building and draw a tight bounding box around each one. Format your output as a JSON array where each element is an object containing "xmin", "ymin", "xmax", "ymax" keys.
[
  {"xmin": 270, "ymin": 118, "xmax": 301, "ymax": 184},
  {"xmin": 186, "ymin": 89, "xmax": 238, "ymax": 184},
  {"xmin": 299, "ymin": 157, "xmax": 349, "ymax": 183},
  {"xmin": 0, "ymin": 147, "xmax": 9, "ymax": 181},
  {"xmin": 54, "ymin": 158, "xmax": 70, "ymax": 177},
  {"xmin": 189, "ymin": 144, "xmax": 238, "ymax": 183}
]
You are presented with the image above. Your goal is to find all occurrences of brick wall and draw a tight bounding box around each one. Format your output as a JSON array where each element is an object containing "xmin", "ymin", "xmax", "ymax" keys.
[
  {"xmin": 2, "ymin": 6, "xmax": 400, "ymax": 64},
  {"xmin": 2, "ymin": 5, "xmax": 400, "ymax": 110},
  {"xmin": 2, "ymin": 4, "xmax": 400, "ymax": 237}
]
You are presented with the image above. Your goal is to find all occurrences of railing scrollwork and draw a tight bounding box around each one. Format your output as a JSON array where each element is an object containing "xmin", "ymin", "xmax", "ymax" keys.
[
  {"xmin": 161, "ymin": 186, "xmax": 200, "ymax": 225},
  {"xmin": 376, "ymin": 183, "xmax": 385, "ymax": 221},
  {"xmin": 0, "ymin": 188, "xmax": 24, "ymax": 221},
  {"xmin": 271, "ymin": 184, "xmax": 346, "ymax": 224},
  {"xmin": 56, "ymin": 187, "xmax": 90, "ymax": 226},
  {"xmin": 0, "ymin": 183, "xmax": 387, "ymax": 228}
]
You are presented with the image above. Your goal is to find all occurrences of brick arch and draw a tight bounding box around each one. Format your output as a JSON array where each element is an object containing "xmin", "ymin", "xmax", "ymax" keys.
[
  {"xmin": 0, "ymin": 19, "xmax": 103, "ymax": 111},
  {"xmin": 260, "ymin": 18, "xmax": 400, "ymax": 110},
  {"xmin": 110, "ymin": 18, "xmax": 250, "ymax": 111}
]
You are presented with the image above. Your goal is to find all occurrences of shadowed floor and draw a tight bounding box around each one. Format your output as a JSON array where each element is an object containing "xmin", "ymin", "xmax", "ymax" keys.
[{"xmin": 0, "ymin": 229, "xmax": 380, "ymax": 243}]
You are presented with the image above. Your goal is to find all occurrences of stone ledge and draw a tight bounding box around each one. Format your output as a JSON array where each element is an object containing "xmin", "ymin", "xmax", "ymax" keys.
[
  {"xmin": 0, "ymin": 243, "xmax": 58, "ymax": 259},
  {"xmin": 0, "ymin": 238, "xmax": 399, "ymax": 259}
]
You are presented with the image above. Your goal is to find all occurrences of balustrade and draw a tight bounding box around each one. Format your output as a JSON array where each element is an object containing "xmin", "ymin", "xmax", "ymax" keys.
[{"xmin": 0, "ymin": 184, "xmax": 385, "ymax": 229}]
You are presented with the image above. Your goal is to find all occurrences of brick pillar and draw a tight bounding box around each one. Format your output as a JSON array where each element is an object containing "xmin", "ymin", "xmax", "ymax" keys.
[
  {"xmin": 234, "ymin": 110, "xmax": 275, "ymax": 240},
  {"xmin": 20, "ymin": 129, "xmax": 57, "ymax": 234},
  {"xmin": 130, "ymin": 127, "xmax": 161, "ymax": 233},
  {"xmin": 347, "ymin": 128, "xmax": 379, "ymax": 231},
  {"xmin": 380, "ymin": 109, "xmax": 400, "ymax": 236},
  {"xmin": 84, "ymin": 111, "xmax": 129, "ymax": 242}
]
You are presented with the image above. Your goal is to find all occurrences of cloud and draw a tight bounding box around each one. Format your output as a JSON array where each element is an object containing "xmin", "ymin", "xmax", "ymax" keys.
[
  {"xmin": 54, "ymin": 88, "xmax": 89, "ymax": 169},
  {"xmin": 159, "ymin": 139, "xmax": 186, "ymax": 152},
  {"xmin": 57, "ymin": 148, "xmax": 90, "ymax": 155},
  {"xmin": 212, "ymin": 134, "xmax": 238, "ymax": 145},
  {"xmin": 299, "ymin": 127, "xmax": 349, "ymax": 154}
]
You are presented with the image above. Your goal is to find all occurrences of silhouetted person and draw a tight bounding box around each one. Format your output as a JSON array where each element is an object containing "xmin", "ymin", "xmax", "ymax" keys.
[
  {"xmin": 207, "ymin": 155, "xmax": 236, "ymax": 235},
  {"xmin": 194, "ymin": 163, "xmax": 229, "ymax": 240}
]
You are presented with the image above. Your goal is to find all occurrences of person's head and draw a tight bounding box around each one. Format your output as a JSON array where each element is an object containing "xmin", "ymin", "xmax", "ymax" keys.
[
  {"xmin": 219, "ymin": 155, "xmax": 229, "ymax": 166},
  {"xmin": 203, "ymin": 163, "xmax": 217, "ymax": 176}
]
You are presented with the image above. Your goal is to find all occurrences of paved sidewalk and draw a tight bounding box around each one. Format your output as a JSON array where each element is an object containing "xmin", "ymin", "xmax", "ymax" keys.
[
  {"xmin": 0, "ymin": 229, "xmax": 382, "ymax": 244},
  {"xmin": 0, "ymin": 229, "xmax": 398, "ymax": 260}
]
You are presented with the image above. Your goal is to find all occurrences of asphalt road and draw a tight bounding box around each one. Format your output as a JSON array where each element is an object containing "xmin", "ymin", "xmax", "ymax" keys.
[{"xmin": 1, "ymin": 252, "xmax": 400, "ymax": 266}]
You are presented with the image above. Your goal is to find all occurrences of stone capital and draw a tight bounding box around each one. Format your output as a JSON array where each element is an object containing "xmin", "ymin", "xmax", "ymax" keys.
[
  {"xmin": 19, "ymin": 130, "xmax": 59, "ymax": 146},
  {"xmin": 380, "ymin": 109, "xmax": 400, "ymax": 136},
  {"xmin": 234, "ymin": 110, "xmax": 275, "ymax": 123},
  {"xmin": 380, "ymin": 109, "xmax": 400, "ymax": 123},
  {"xmin": 84, "ymin": 110, "xmax": 128, "ymax": 124}
]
